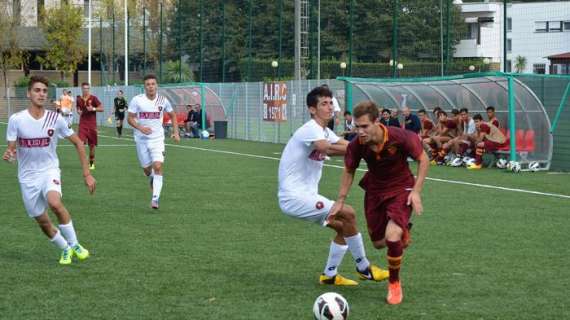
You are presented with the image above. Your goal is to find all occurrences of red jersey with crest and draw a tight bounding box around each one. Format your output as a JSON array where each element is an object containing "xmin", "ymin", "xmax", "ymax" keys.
[
  {"xmin": 77, "ymin": 95, "xmax": 102, "ymax": 128},
  {"xmin": 345, "ymin": 125, "xmax": 423, "ymax": 195}
]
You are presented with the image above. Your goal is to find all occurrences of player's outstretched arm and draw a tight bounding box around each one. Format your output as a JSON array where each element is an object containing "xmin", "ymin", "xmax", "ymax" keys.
[
  {"xmin": 327, "ymin": 138, "xmax": 349, "ymax": 156},
  {"xmin": 169, "ymin": 110, "xmax": 180, "ymax": 143},
  {"xmin": 67, "ymin": 134, "xmax": 96, "ymax": 194},
  {"xmin": 328, "ymin": 167, "xmax": 356, "ymax": 223},
  {"xmin": 408, "ymin": 150, "xmax": 429, "ymax": 215},
  {"xmin": 2, "ymin": 142, "xmax": 17, "ymax": 163}
]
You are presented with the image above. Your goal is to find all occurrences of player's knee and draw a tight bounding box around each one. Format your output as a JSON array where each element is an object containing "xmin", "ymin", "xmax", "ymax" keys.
[{"xmin": 339, "ymin": 206, "xmax": 356, "ymax": 225}]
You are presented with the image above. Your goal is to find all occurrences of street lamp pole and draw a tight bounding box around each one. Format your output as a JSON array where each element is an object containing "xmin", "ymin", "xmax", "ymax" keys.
[{"xmin": 271, "ymin": 60, "xmax": 279, "ymax": 81}]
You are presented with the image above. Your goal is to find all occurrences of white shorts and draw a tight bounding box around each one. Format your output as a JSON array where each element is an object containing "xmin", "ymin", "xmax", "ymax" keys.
[
  {"xmin": 136, "ymin": 138, "xmax": 165, "ymax": 168},
  {"xmin": 279, "ymin": 193, "xmax": 334, "ymax": 226},
  {"xmin": 19, "ymin": 169, "xmax": 62, "ymax": 218}
]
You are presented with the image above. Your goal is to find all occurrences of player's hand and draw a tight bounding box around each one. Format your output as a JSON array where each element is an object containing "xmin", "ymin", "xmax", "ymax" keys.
[
  {"xmin": 327, "ymin": 201, "xmax": 344, "ymax": 224},
  {"xmin": 171, "ymin": 132, "xmax": 180, "ymax": 143},
  {"xmin": 139, "ymin": 126, "xmax": 152, "ymax": 135},
  {"xmin": 407, "ymin": 190, "xmax": 423, "ymax": 215},
  {"xmin": 2, "ymin": 149, "xmax": 16, "ymax": 163},
  {"xmin": 84, "ymin": 174, "xmax": 96, "ymax": 194}
]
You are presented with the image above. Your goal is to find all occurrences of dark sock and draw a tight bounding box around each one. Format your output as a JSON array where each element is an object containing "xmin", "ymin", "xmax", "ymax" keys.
[{"xmin": 386, "ymin": 240, "xmax": 403, "ymax": 283}]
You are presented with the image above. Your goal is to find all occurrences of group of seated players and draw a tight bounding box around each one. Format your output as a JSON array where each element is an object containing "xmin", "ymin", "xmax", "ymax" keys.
[
  {"xmin": 418, "ymin": 106, "xmax": 506, "ymax": 169},
  {"xmin": 344, "ymin": 105, "xmax": 507, "ymax": 170}
]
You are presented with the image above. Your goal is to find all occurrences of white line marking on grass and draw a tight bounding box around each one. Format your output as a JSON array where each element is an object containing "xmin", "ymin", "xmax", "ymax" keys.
[{"xmin": 95, "ymin": 133, "xmax": 570, "ymax": 200}]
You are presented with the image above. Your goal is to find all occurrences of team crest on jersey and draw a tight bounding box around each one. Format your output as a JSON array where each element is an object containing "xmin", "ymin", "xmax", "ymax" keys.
[
  {"xmin": 52, "ymin": 179, "xmax": 60, "ymax": 185},
  {"xmin": 316, "ymin": 201, "xmax": 324, "ymax": 210},
  {"xmin": 47, "ymin": 129, "xmax": 55, "ymax": 137},
  {"xmin": 158, "ymin": 106, "xmax": 163, "ymax": 112}
]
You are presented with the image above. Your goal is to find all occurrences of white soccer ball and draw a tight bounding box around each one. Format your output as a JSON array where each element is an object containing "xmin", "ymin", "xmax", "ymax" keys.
[
  {"xmin": 200, "ymin": 130, "xmax": 210, "ymax": 139},
  {"xmin": 463, "ymin": 157, "xmax": 476, "ymax": 166},
  {"xmin": 508, "ymin": 161, "xmax": 521, "ymax": 173},
  {"xmin": 496, "ymin": 158, "xmax": 508, "ymax": 169},
  {"xmin": 449, "ymin": 157, "xmax": 463, "ymax": 167},
  {"xmin": 313, "ymin": 292, "xmax": 349, "ymax": 320},
  {"xmin": 528, "ymin": 161, "xmax": 540, "ymax": 172}
]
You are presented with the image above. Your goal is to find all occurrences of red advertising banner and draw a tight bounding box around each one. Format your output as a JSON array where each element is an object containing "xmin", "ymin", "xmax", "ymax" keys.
[{"xmin": 263, "ymin": 82, "xmax": 287, "ymax": 122}]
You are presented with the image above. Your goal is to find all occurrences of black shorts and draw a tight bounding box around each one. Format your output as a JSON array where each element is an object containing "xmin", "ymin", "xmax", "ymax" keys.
[{"xmin": 115, "ymin": 112, "xmax": 125, "ymax": 121}]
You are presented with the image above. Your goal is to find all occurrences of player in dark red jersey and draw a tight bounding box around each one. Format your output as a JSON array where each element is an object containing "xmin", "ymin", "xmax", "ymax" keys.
[
  {"xmin": 426, "ymin": 111, "xmax": 457, "ymax": 163},
  {"xmin": 467, "ymin": 114, "xmax": 507, "ymax": 170},
  {"xmin": 76, "ymin": 82, "xmax": 104, "ymax": 170},
  {"xmin": 486, "ymin": 106, "xmax": 501, "ymax": 129},
  {"xmin": 329, "ymin": 100, "xmax": 429, "ymax": 305}
]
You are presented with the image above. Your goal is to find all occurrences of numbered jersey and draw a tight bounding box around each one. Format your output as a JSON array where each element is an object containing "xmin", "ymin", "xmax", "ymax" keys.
[
  {"xmin": 6, "ymin": 109, "xmax": 74, "ymax": 183},
  {"xmin": 128, "ymin": 94, "xmax": 173, "ymax": 141}
]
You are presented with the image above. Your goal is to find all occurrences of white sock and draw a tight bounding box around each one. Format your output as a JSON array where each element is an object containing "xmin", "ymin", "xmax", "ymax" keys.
[
  {"xmin": 152, "ymin": 174, "xmax": 163, "ymax": 200},
  {"xmin": 323, "ymin": 242, "xmax": 348, "ymax": 277},
  {"xmin": 50, "ymin": 230, "xmax": 70, "ymax": 250},
  {"xmin": 345, "ymin": 233, "xmax": 370, "ymax": 272},
  {"xmin": 59, "ymin": 221, "xmax": 78, "ymax": 247}
]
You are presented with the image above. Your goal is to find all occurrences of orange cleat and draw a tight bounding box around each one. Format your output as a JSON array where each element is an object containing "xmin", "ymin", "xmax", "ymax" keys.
[{"xmin": 386, "ymin": 281, "xmax": 403, "ymax": 305}]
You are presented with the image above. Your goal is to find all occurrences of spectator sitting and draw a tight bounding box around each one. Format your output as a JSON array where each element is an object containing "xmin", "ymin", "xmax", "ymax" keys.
[
  {"xmin": 342, "ymin": 111, "xmax": 357, "ymax": 141},
  {"xmin": 402, "ymin": 106, "xmax": 421, "ymax": 134},
  {"xmin": 379, "ymin": 108, "xmax": 401, "ymax": 127}
]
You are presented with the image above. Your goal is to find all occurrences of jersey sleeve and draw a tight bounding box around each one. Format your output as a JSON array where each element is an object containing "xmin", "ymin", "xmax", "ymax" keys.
[
  {"xmin": 6, "ymin": 114, "xmax": 18, "ymax": 142},
  {"xmin": 56, "ymin": 114, "xmax": 74, "ymax": 138},
  {"xmin": 402, "ymin": 129, "xmax": 423, "ymax": 160},
  {"xmin": 325, "ymin": 127, "xmax": 341, "ymax": 144},
  {"xmin": 480, "ymin": 123, "xmax": 491, "ymax": 135},
  {"xmin": 299, "ymin": 122, "xmax": 326, "ymax": 147},
  {"xmin": 344, "ymin": 139, "xmax": 362, "ymax": 171},
  {"xmin": 163, "ymin": 97, "xmax": 173, "ymax": 113},
  {"xmin": 92, "ymin": 96, "xmax": 102, "ymax": 107},
  {"xmin": 128, "ymin": 97, "xmax": 138, "ymax": 114}
]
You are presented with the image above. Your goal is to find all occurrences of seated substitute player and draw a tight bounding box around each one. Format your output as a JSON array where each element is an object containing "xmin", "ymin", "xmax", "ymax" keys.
[
  {"xmin": 128, "ymin": 74, "xmax": 180, "ymax": 209},
  {"xmin": 329, "ymin": 100, "xmax": 429, "ymax": 305},
  {"xmin": 3, "ymin": 76, "xmax": 96, "ymax": 265},
  {"xmin": 467, "ymin": 114, "xmax": 507, "ymax": 170},
  {"xmin": 434, "ymin": 107, "xmax": 476, "ymax": 163},
  {"xmin": 426, "ymin": 110, "xmax": 458, "ymax": 163},
  {"xmin": 278, "ymin": 86, "xmax": 389, "ymax": 286},
  {"xmin": 486, "ymin": 106, "xmax": 501, "ymax": 128}
]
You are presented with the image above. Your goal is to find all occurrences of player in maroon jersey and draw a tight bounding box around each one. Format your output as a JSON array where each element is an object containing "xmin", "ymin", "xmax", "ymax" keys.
[
  {"xmin": 486, "ymin": 106, "xmax": 501, "ymax": 129},
  {"xmin": 329, "ymin": 100, "xmax": 429, "ymax": 305},
  {"xmin": 76, "ymin": 83, "xmax": 104, "ymax": 170}
]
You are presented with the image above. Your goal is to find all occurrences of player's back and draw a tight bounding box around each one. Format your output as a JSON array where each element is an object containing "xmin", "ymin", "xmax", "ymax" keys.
[
  {"xmin": 129, "ymin": 94, "xmax": 171, "ymax": 141},
  {"xmin": 278, "ymin": 120, "xmax": 330, "ymax": 197},
  {"xmin": 7, "ymin": 110, "xmax": 69, "ymax": 182}
]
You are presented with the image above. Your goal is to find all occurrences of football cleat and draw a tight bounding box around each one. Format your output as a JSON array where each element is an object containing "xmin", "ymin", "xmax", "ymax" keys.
[
  {"xmin": 59, "ymin": 247, "xmax": 73, "ymax": 265},
  {"xmin": 89, "ymin": 164, "xmax": 96, "ymax": 170},
  {"xmin": 386, "ymin": 281, "xmax": 403, "ymax": 305},
  {"xmin": 467, "ymin": 163, "xmax": 482, "ymax": 170},
  {"xmin": 357, "ymin": 264, "xmax": 389, "ymax": 282},
  {"xmin": 72, "ymin": 244, "xmax": 90, "ymax": 261},
  {"xmin": 319, "ymin": 274, "xmax": 358, "ymax": 286},
  {"xmin": 429, "ymin": 160, "xmax": 437, "ymax": 166},
  {"xmin": 151, "ymin": 199, "xmax": 159, "ymax": 209}
]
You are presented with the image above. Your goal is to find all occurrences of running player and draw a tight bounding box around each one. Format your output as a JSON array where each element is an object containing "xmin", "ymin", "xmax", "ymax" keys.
[
  {"xmin": 77, "ymin": 83, "xmax": 103, "ymax": 170},
  {"xmin": 3, "ymin": 76, "xmax": 96, "ymax": 265},
  {"xmin": 114, "ymin": 90, "xmax": 128, "ymax": 137},
  {"xmin": 330, "ymin": 100, "xmax": 429, "ymax": 305},
  {"xmin": 278, "ymin": 86, "xmax": 389, "ymax": 286},
  {"xmin": 127, "ymin": 74, "xmax": 180, "ymax": 209}
]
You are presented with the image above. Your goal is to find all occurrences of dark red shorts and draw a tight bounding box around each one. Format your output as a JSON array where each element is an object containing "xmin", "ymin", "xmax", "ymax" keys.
[
  {"xmin": 364, "ymin": 190, "xmax": 412, "ymax": 242},
  {"xmin": 79, "ymin": 126, "xmax": 98, "ymax": 146}
]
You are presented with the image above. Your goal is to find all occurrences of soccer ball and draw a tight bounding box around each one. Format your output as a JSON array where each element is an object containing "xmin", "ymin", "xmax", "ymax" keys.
[
  {"xmin": 528, "ymin": 161, "xmax": 540, "ymax": 172},
  {"xmin": 313, "ymin": 292, "xmax": 349, "ymax": 320},
  {"xmin": 200, "ymin": 130, "xmax": 210, "ymax": 139},
  {"xmin": 449, "ymin": 157, "xmax": 463, "ymax": 167},
  {"xmin": 462, "ymin": 157, "xmax": 476, "ymax": 166},
  {"xmin": 496, "ymin": 158, "xmax": 508, "ymax": 169},
  {"xmin": 507, "ymin": 161, "xmax": 521, "ymax": 173}
]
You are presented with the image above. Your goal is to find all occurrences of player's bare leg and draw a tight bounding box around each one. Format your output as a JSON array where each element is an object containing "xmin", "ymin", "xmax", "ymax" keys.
[
  {"xmin": 88, "ymin": 144, "xmax": 96, "ymax": 170},
  {"xmin": 150, "ymin": 161, "xmax": 163, "ymax": 209},
  {"xmin": 47, "ymin": 191, "xmax": 89, "ymax": 262},
  {"xmin": 385, "ymin": 220, "xmax": 404, "ymax": 305}
]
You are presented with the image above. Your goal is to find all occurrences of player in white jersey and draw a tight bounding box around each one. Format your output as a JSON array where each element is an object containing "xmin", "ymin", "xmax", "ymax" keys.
[
  {"xmin": 278, "ymin": 86, "xmax": 389, "ymax": 286},
  {"xmin": 127, "ymin": 74, "xmax": 180, "ymax": 209},
  {"xmin": 3, "ymin": 76, "xmax": 96, "ymax": 265}
]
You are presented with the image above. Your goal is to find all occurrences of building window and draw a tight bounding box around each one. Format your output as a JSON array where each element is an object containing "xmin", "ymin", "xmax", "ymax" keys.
[
  {"xmin": 564, "ymin": 21, "xmax": 570, "ymax": 31},
  {"xmin": 535, "ymin": 21, "xmax": 547, "ymax": 32},
  {"xmin": 551, "ymin": 64, "xmax": 570, "ymax": 75},
  {"xmin": 507, "ymin": 18, "xmax": 512, "ymax": 32},
  {"xmin": 533, "ymin": 64, "xmax": 546, "ymax": 74},
  {"xmin": 507, "ymin": 39, "xmax": 512, "ymax": 53},
  {"xmin": 550, "ymin": 21, "xmax": 563, "ymax": 32},
  {"xmin": 506, "ymin": 60, "xmax": 512, "ymax": 72}
]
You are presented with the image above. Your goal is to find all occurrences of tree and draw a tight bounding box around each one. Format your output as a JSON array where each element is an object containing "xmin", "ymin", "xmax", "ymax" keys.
[
  {"xmin": 514, "ymin": 55, "xmax": 527, "ymax": 73},
  {"xmin": 0, "ymin": 3, "xmax": 25, "ymax": 97},
  {"xmin": 38, "ymin": 3, "xmax": 85, "ymax": 83}
]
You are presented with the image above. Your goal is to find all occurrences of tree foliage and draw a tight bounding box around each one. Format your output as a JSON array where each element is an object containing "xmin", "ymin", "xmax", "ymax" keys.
[{"xmin": 0, "ymin": 3, "xmax": 25, "ymax": 96}]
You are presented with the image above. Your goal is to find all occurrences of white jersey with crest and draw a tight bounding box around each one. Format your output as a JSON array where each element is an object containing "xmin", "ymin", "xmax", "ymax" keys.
[
  {"xmin": 6, "ymin": 109, "xmax": 74, "ymax": 183},
  {"xmin": 128, "ymin": 94, "xmax": 173, "ymax": 142},
  {"xmin": 278, "ymin": 119, "xmax": 340, "ymax": 197}
]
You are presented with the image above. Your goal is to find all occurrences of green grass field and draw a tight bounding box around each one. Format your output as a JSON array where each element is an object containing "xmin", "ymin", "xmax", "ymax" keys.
[{"xmin": 1, "ymin": 124, "xmax": 569, "ymax": 319}]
